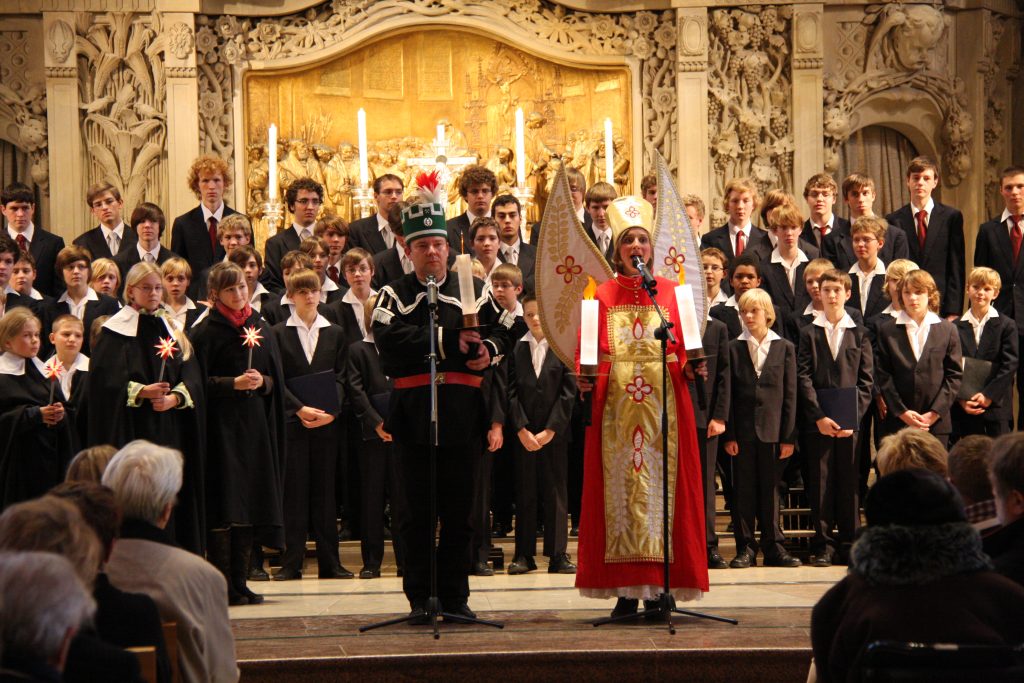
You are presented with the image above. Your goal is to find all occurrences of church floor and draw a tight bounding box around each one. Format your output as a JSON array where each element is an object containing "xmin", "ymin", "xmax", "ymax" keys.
[{"xmin": 231, "ymin": 538, "xmax": 842, "ymax": 682}]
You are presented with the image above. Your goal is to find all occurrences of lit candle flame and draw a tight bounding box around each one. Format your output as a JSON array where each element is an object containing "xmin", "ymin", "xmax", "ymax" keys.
[{"xmin": 583, "ymin": 275, "xmax": 597, "ymax": 300}]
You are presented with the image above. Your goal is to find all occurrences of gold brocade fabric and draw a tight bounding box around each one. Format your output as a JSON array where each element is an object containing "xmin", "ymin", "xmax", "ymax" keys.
[{"xmin": 601, "ymin": 305, "xmax": 678, "ymax": 563}]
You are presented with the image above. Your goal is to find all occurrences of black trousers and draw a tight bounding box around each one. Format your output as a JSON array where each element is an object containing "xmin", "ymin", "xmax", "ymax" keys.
[
  {"xmin": 513, "ymin": 439, "xmax": 569, "ymax": 560},
  {"xmin": 471, "ymin": 445, "xmax": 494, "ymax": 564},
  {"xmin": 490, "ymin": 437, "xmax": 515, "ymax": 530},
  {"xmin": 281, "ymin": 421, "xmax": 341, "ymax": 573},
  {"xmin": 396, "ymin": 439, "xmax": 478, "ymax": 606},
  {"xmin": 696, "ymin": 429, "xmax": 720, "ymax": 550},
  {"xmin": 358, "ymin": 437, "xmax": 405, "ymax": 571},
  {"xmin": 731, "ymin": 439, "xmax": 786, "ymax": 558},
  {"xmin": 567, "ymin": 404, "xmax": 586, "ymax": 528},
  {"xmin": 803, "ymin": 431, "xmax": 859, "ymax": 556},
  {"xmin": 1017, "ymin": 332, "xmax": 1024, "ymax": 430}
]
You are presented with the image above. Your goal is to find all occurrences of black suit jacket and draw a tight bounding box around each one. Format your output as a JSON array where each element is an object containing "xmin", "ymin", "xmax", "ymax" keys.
[
  {"xmin": 74, "ymin": 225, "xmax": 138, "ymax": 261},
  {"xmin": 823, "ymin": 220, "xmax": 908, "ymax": 271},
  {"xmin": 262, "ymin": 226, "xmax": 304, "ymax": 293},
  {"xmin": 169, "ymin": 205, "xmax": 237, "ymax": 283},
  {"xmin": 271, "ymin": 320, "xmax": 347, "ymax": 420},
  {"xmin": 326, "ymin": 296, "xmax": 367, "ymax": 350},
  {"xmin": 710, "ymin": 301, "xmax": 784, "ymax": 340},
  {"xmin": 801, "ymin": 218, "xmax": 846, "ymax": 253},
  {"xmin": 529, "ymin": 212, "xmax": 592, "ymax": 247},
  {"xmin": 347, "ymin": 339, "xmax": 393, "ymax": 440},
  {"xmin": 954, "ymin": 314, "xmax": 1019, "ymax": 422},
  {"xmin": 747, "ymin": 239, "xmax": 819, "ymax": 268},
  {"xmin": 371, "ymin": 247, "xmax": 405, "ymax": 290},
  {"xmin": 847, "ymin": 270, "xmax": 888, "ymax": 321},
  {"xmin": 974, "ymin": 217, "xmax": 1024, "ymax": 334},
  {"xmin": 44, "ymin": 293, "xmax": 120, "ymax": 356},
  {"xmin": 887, "ymin": 203, "xmax": 965, "ymax": 316},
  {"xmin": 499, "ymin": 241, "xmax": 537, "ymax": 294},
  {"xmin": 113, "ymin": 246, "xmax": 176, "ymax": 292},
  {"xmin": 260, "ymin": 292, "xmax": 341, "ymax": 327},
  {"xmin": 582, "ymin": 222, "xmax": 615, "ymax": 265},
  {"xmin": 760, "ymin": 259, "xmax": 812, "ymax": 324},
  {"xmin": 446, "ymin": 212, "xmax": 474, "ymax": 255},
  {"xmin": 688, "ymin": 317, "xmax": 730, "ymax": 428},
  {"xmin": 796, "ymin": 321, "xmax": 874, "ymax": 432},
  {"xmin": 784, "ymin": 306, "xmax": 864, "ymax": 345},
  {"xmin": 700, "ymin": 224, "xmax": 770, "ymax": 264},
  {"xmin": 875, "ymin": 317, "xmax": 962, "ymax": 434},
  {"xmin": 348, "ymin": 215, "xmax": 389, "ymax": 255},
  {"xmin": 15, "ymin": 227, "xmax": 65, "ymax": 297},
  {"xmin": 724, "ymin": 335, "xmax": 797, "ymax": 444},
  {"xmin": 508, "ymin": 339, "xmax": 576, "ymax": 439}
]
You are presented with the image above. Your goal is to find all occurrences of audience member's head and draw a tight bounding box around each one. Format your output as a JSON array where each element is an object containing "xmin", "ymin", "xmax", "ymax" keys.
[
  {"xmin": 948, "ymin": 435, "xmax": 996, "ymax": 507},
  {"xmin": 876, "ymin": 427, "xmax": 948, "ymax": 477},
  {"xmin": 0, "ymin": 495, "xmax": 102, "ymax": 588},
  {"xmin": 989, "ymin": 433, "xmax": 1024, "ymax": 526},
  {"xmin": 49, "ymin": 481, "xmax": 122, "ymax": 564},
  {"xmin": 865, "ymin": 469, "xmax": 966, "ymax": 528},
  {"xmin": 65, "ymin": 444, "xmax": 118, "ymax": 483},
  {"xmin": 0, "ymin": 551, "xmax": 96, "ymax": 672},
  {"xmin": 101, "ymin": 440, "xmax": 183, "ymax": 528}
]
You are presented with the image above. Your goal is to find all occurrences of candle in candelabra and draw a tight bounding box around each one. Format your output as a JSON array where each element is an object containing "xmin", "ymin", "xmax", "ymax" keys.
[
  {"xmin": 674, "ymin": 284, "xmax": 704, "ymax": 353},
  {"xmin": 267, "ymin": 124, "xmax": 278, "ymax": 201},
  {"xmin": 515, "ymin": 108, "xmax": 526, "ymax": 189},
  {"xmin": 357, "ymin": 109, "xmax": 369, "ymax": 188},
  {"xmin": 604, "ymin": 118, "xmax": 614, "ymax": 185},
  {"xmin": 436, "ymin": 123, "xmax": 445, "ymax": 150}
]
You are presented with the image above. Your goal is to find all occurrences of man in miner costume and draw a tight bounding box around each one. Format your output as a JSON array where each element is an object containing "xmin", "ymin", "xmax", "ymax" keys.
[{"xmin": 372, "ymin": 171, "xmax": 522, "ymax": 622}]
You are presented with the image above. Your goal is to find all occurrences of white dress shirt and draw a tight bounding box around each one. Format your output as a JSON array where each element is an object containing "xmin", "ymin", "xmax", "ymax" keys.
[
  {"xmin": 6, "ymin": 222, "xmax": 34, "ymax": 244},
  {"xmin": 849, "ymin": 259, "xmax": 887, "ymax": 314},
  {"xmin": 292, "ymin": 222, "xmax": 314, "ymax": 242},
  {"xmin": 137, "ymin": 242, "xmax": 161, "ymax": 263},
  {"xmin": 286, "ymin": 310, "xmax": 332, "ymax": 364},
  {"xmin": 525, "ymin": 332, "xmax": 549, "ymax": 378},
  {"xmin": 248, "ymin": 282, "xmax": 270, "ymax": 312},
  {"xmin": 710, "ymin": 289, "xmax": 729, "ymax": 306},
  {"xmin": 961, "ymin": 306, "xmax": 999, "ymax": 346},
  {"xmin": 739, "ymin": 328, "xmax": 780, "ymax": 377},
  {"xmin": 897, "ymin": 310, "xmax": 942, "ymax": 360},
  {"xmin": 101, "ymin": 222, "xmax": 126, "ymax": 254},
  {"xmin": 318, "ymin": 276, "xmax": 339, "ymax": 304},
  {"xmin": 594, "ymin": 227, "xmax": 612, "ymax": 255},
  {"xmin": 911, "ymin": 196, "xmax": 935, "ymax": 228},
  {"xmin": 201, "ymin": 203, "xmax": 225, "ymax": 225},
  {"xmin": 813, "ymin": 312, "xmax": 857, "ymax": 360},
  {"xmin": 770, "ymin": 247, "xmax": 809, "ymax": 292},
  {"xmin": 48, "ymin": 353, "xmax": 89, "ymax": 401},
  {"xmin": 58, "ymin": 288, "xmax": 99, "ymax": 321},
  {"xmin": 342, "ymin": 287, "xmax": 375, "ymax": 340},
  {"xmin": 729, "ymin": 222, "xmax": 753, "ymax": 255},
  {"xmin": 375, "ymin": 213, "xmax": 395, "ymax": 250},
  {"xmin": 500, "ymin": 239, "xmax": 521, "ymax": 266},
  {"xmin": 1002, "ymin": 208, "xmax": 1023, "ymax": 237},
  {"xmin": 167, "ymin": 298, "xmax": 197, "ymax": 330}
]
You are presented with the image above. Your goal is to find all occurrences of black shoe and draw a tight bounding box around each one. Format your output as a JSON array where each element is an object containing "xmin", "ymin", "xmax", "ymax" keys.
[
  {"xmin": 729, "ymin": 548, "xmax": 755, "ymax": 569},
  {"xmin": 610, "ymin": 597, "xmax": 639, "ymax": 619},
  {"xmin": 809, "ymin": 553, "xmax": 833, "ymax": 568},
  {"xmin": 569, "ymin": 526, "xmax": 579, "ymax": 538},
  {"xmin": 764, "ymin": 551, "xmax": 802, "ymax": 568},
  {"xmin": 359, "ymin": 567, "xmax": 381, "ymax": 579},
  {"xmin": 396, "ymin": 566, "xmax": 404, "ymax": 577},
  {"xmin": 239, "ymin": 586, "xmax": 264, "ymax": 604},
  {"xmin": 273, "ymin": 567, "xmax": 302, "ymax": 581},
  {"xmin": 548, "ymin": 553, "xmax": 577, "ymax": 574},
  {"xmin": 507, "ymin": 556, "xmax": 535, "ymax": 575},
  {"xmin": 319, "ymin": 564, "xmax": 355, "ymax": 579},
  {"xmin": 643, "ymin": 596, "xmax": 674, "ymax": 621},
  {"xmin": 407, "ymin": 603, "xmax": 429, "ymax": 626},
  {"xmin": 443, "ymin": 602, "xmax": 477, "ymax": 621},
  {"xmin": 707, "ymin": 548, "xmax": 729, "ymax": 569},
  {"xmin": 472, "ymin": 561, "xmax": 494, "ymax": 576},
  {"xmin": 491, "ymin": 522, "xmax": 508, "ymax": 538},
  {"xmin": 248, "ymin": 566, "xmax": 270, "ymax": 581}
]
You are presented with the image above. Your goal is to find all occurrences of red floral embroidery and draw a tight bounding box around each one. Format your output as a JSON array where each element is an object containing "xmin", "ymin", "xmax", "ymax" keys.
[
  {"xmin": 631, "ymin": 425, "xmax": 645, "ymax": 471},
  {"xmin": 626, "ymin": 375, "xmax": 653, "ymax": 402},
  {"xmin": 555, "ymin": 255, "xmax": 583, "ymax": 284},
  {"xmin": 664, "ymin": 246, "xmax": 686, "ymax": 273},
  {"xmin": 625, "ymin": 205, "xmax": 641, "ymax": 219}
]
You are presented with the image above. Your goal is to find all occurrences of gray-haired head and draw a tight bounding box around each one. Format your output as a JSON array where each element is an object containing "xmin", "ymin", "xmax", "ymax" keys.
[{"xmin": 102, "ymin": 440, "xmax": 183, "ymax": 526}]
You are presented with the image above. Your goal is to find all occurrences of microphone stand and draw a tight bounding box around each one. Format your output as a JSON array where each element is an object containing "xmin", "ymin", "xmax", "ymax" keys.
[
  {"xmin": 592, "ymin": 261, "xmax": 737, "ymax": 633},
  {"xmin": 361, "ymin": 275, "xmax": 503, "ymax": 639}
]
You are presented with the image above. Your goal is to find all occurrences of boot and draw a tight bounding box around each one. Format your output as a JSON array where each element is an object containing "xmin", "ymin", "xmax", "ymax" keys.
[
  {"xmin": 208, "ymin": 528, "xmax": 247, "ymax": 606},
  {"xmin": 230, "ymin": 525, "xmax": 264, "ymax": 605}
]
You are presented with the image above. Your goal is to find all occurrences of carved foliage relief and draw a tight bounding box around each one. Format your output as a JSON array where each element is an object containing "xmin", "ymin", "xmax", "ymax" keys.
[
  {"xmin": 0, "ymin": 30, "xmax": 48, "ymax": 190},
  {"xmin": 196, "ymin": 0, "xmax": 678, "ymax": 176},
  {"xmin": 823, "ymin": 3, "xmax": 971, "ymax": 185},
  {"xmin": 980, "ymin": 15, "xmax": 1019, "ymax": 217},
  {"xmin": 708, "ymin": 5, "xmax": 793, "ymax": 225}
]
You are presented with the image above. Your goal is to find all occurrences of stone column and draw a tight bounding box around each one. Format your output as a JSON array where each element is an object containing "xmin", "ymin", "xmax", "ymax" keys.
[
  {"xmin": 675, "ymin": 7, "xmax": 710, "ymax": 228},
  {"xmin": 42, "ymin": 12, "xmax": 84, "ymax": 239},
  {"xmin": 163, "ymin": 14, "xmax": 201, "ymax": 228},
  {"xmin": 791, "ymin": 4, "xmax": 825, "ymax": 193}
]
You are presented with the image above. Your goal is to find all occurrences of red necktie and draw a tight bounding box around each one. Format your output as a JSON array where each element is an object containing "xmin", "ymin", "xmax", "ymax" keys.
[
  {"xmin": 817, "ymin": 225, "xmax": 827, "ymax": 247},
  {"xmin": 916, "ymin": 210, "xmax": 927, "ymax": 252},
  {"xmin": 1012, "ymin": 216, "xmax": 1023, "ymax": 266},
  {"xmin": 208, "ymin": 216, "xmax": 218, "ymax": 253},
  {"xmin": 15, "ymin": 234, "xmax": 27, "ymax": 253},
  {"xmin": 328, "ymin": 265, "xmax": 340, "ymax": 284},
  {"xmin": 735, "ymin": 230, "xmax": 745, "ymax": 258}
]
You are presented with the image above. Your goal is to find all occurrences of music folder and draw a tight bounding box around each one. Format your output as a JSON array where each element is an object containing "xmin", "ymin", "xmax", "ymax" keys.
[
  {"xmin": 286, "ymin": 370, "xmax": 339, "ymax": 414},
  {"xmin": 957, "ymin": 357, "xmax": 993, "ymax": 401},
  {"xmin": 816, "ymin": 386, "xmax": 859, "ymax": 430}
]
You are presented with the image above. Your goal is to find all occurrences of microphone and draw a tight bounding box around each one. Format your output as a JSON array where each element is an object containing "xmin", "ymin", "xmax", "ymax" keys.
[
  {"xmin": 426, "ymin": 274, "xmax": 438, "ymax": 308},
  {"xmin": 632, "ymin": 255, "xmax": 656, "ymax": 288}
]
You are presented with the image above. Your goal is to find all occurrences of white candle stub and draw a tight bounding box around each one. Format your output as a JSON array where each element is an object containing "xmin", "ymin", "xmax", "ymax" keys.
[
  {"xmin": 674, "ymin": 284, "xmax": 704, "ymax": 352},
  {"xmin": 455, "ymin": 254, "xmax": 478, "ymax": 317},
  {"xmin": 267, "ymin": 124, "xmax": 278, "ymax": 201},
  {"xmin": 357, "ymin": 109, "xmax": 369, "ymax": 188}
]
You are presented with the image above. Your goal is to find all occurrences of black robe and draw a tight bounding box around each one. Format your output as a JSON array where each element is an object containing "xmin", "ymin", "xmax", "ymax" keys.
[
  {"xmin": 0, "ymin": 357, "xmax": 76, "ymax": 510},
  {"xmin": 190, "ymin": 307, "xmax": 287, "ymax": 549},
  {"xmin": 87, "ymin": 311, "xmax": 207, "ymax": 555}
]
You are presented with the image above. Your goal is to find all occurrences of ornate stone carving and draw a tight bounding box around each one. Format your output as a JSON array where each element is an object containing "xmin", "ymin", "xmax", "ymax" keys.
[
  {"xmin": 824, "ymin": 3, "xmax": 971, "ymax": 185},
  {"xmin": 167, "ymin": 22, "xmax": 195, "ymax": 61},
  {"xmin": 0, "ymin": 31, "xmax": 49, "ymax": 190},
  {"xmin": 47, "ymin": 20, "xmax": 75, "ymax": 64},
  {"xmin": 45, "ymin": 67, "xmax": 78, "ymax": 78},
  {"xmin": 707, "ymin": 5, "xmax": 794, "ymax": 224},
  {"xmin": 981, "ymin": 15, "xmax": 1016, "ymax": 217},
  {"xmin": 196, "ymin": 1, "xmax": 677, "ymax": 176},
  {"xmin": 793, "ymin": 58, "xmax": 823, "ymax": 70},
  {"xmin": 76, "ymin": 12, "xmax": 167, "ymax": 211},
  {"xmin": 166, "ymin": 66, "xmax": 197, "ymax": 78}
]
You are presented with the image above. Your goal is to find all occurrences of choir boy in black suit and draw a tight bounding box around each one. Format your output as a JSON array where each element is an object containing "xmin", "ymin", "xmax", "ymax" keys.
[
  {"xmin": 749, "ymin": 190, "xmax": 819, "ymax": 266},
  {"xmin": 113, "ymin": 203, "xmax": 176, "ymax": 293},
  {"xmin": 327, "ymin": 247, "xmax": 375, "ymax": 349},
  {"xmin": 797, "ymin": 269, "xmax": 873, "ymax": 566},
  {"xmin": 700, "ymin": 178, "xmax": 768, "ymax": 292},
  {"xmin": 46, "ymin": 246, "xmax": 120, "ymax": 357},
  {"xmin": 47, "ymin": 314, "xmax": 89, "ymax": 446},
  {"xmin": 823, "ymin": 173, "xmax": 909, "ymax": 270},
  {"xmin": 2, "ymin": 182, "xmax": 65, "ymax": 296},
  {"xmin": 88, "ymin": 258, "xmax": 121, "ymax": 300},
  {"xmin": 8, "ymin": 251, "xmax": 54, "ymax": 310},
  {"xmin": 710, "ymin": 255, "xmax": 783, "ymax": 339},
  {"xmin": 529, "ymin": 167, "xmax": 592, "ymax": 246},
  {"xmin": 583, "ymin": 182, "xmax": 617, "ymax": 266},
  {"xmin": 316, "ymin": 214, "xmax": 349, "ymax": 287},
  {"xmin": 702, "ymin": 247, "xmax": 730, "ymax": 309},
  {"xmin": 760, "ymin": 201, "xmax": 812, "ymax": 338},
  {"xmin": 446, "ymin": 166, "xmax": 497, "ymax": 255},
  {"xmin": 161, "ymin": 257, "xmax": 203, "ymax": 332},
  {"xmin": 952, "ymin": 267, "xmax": 1019, "ymax": 439},
  {"xmin": 347, "ymin": 294, "xmax": 406, "ymax": 578},
  {"xmin": 263, "ymin": 177, "xmax": 324, "ymax": 292},
  {"xmin": 371, "ymin": 203, "xmax": 413, "ymax": 290},
  {"xmin": 506, "ymin": 294, "xmax": 577, "ymax": 575},
  {"xmin": 169, "ymin": 155, "xmax": 237, "ymax": 283},
  {"xmin": 259, "ymin": 251, "xmax": 316, "ymax": 325},
  {"xmin": 193, "ymin": 213, "xmax": 255, "ymax": 301},
  {"xmin": 493, "ymin": 194, "xmax": 537, "ymax": 294},
  {"xmin": 847, "ymin": 216, "xmax": 889, "ymax": 321},
  {"xmin": 270, "ymin": 267, "xmax": 352, "ymax": 581},
  {"xmin": 299, "ymin": 237, "xmax": 344, "ymax": 306},
  {"xmin": 802, "ymin": 174, "xmax": 847, "ymax": 253},
  {"xmin": 226, "ymin": 246, "xmax": 273, "ymax": 316},
  {"xmin": 784, "ymin": 258, "xmax": 864, "ymax": 341},
  {"xmin": 723, "ymin": 288, "xmax": 800, "ymax": 568},
  {"xmin": 0, "ymin": 235, "xmax": 38, "ymax": 319},
  {"xmin": 75, "ymin": 182, "xmax": 137, "ymax": 261},
  {"xmin": 886, "ymin": 156, "xmax": 965, "ymax": 318},
  {"xmin": 972, "ymin": 165, "xmax": 1024, "ymax": 429},
  {"xmin": 875, "ymin": 269, "xmax": 963, "ymax": 449},
  {"xmin": 347, "ymin": 174, "xmax": 402, "ymax": 257}
]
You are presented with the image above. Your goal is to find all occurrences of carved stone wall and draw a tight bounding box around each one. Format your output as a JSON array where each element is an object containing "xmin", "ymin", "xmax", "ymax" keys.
[{"xmin": 0, "ymin": 26, "xmax": 48, "ymax": 193}]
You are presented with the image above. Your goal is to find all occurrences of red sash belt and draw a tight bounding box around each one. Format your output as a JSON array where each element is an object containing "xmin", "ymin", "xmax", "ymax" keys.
[{"xmin": 392, "ymin": 371, "xmax": 483, "ymax": 389}]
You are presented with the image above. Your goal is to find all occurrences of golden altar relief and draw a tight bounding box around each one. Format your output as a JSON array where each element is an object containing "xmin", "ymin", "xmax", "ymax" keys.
[{"xmin": 243, "ymin": 27, "xmax": 632, "ymax": 234}]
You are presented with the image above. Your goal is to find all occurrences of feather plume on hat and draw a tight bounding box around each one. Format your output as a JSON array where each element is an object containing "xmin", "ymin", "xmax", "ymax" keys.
[{"xmin": 402, "ymin": 170, "xmax": 449, "ymax": 243}]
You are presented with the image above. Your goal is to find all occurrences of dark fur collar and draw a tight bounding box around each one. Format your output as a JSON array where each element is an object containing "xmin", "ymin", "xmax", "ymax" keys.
[{"xmin": 850, "ymin": 522, "xmax": 992, "ymax": 586}]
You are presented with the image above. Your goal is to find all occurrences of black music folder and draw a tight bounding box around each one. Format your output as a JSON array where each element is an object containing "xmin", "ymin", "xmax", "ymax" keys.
[
  {"xmin": 286, "ymin": 370, "xmax": 339, "ymax": 414},
  {"xmin": 957, "ymin": 357, "xmax": 993, "ymax": 401},
  {"xmin": 816, "ymin": 386, "xmax": 859, "ymax": 430}
]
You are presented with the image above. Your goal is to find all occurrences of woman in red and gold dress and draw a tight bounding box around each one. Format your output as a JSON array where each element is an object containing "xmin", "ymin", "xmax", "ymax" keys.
[{"xmin": 576, "ymin": 196, "xmax": 709, "ymax": 618}]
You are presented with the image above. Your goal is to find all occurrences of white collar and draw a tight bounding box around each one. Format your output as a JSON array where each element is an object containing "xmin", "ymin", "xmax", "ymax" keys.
[
  {"xmin": 501, "ymin": 239, "xmax": 522, "ymax": 253},
  {"xmin": 849, "ymin": 259, "xmax": 887, "ymax": 277},
  {"xmin": 293, "ymin": 222, "xmax": 315, "ymax": 238},
  {"xmin": 101, "ymin": 222, "xmax": 125, "ymax": 238},
  {"xmin": 770, "ymin": 247, "xmax": 809, "ymax": 266},
  {"xmin": 466, "ymin": 209, "xmax": 489, "ymax": 224},
  {"xmin": 7, "ymin": 223, "xmax": 34, "ymax": 242},
  {"xmin": 810, "ymin": 215, "xmax": 834, "ymax": 230},
  {"xmin": 724, "ymin": 294, "xmax": 739, "ymax": 309},
  {"xmin": 4, "ymin": 284, "xmax": 42, "ymax": 301},
  {"xmin": 813, "ymin": 312, "xmax": 857, "ymax": 329},
  {"xmin": 342, "ymin": 287, "xmax": 374, "ymax": 306},
  {"xmin": 376, "ymin": 213, "xmax": 391, "ymax": 232},
  {"xmin": 169, "ymin": 298, "xmax": 197, "ymax": 314},
  {"xmin": 137, "ymin": 242, "xmax": 161, "ymax": 259},
  {"xmin": 729, "ymin": 222, "xmax": 752, "ymax": 236},
  {"xmin": 896, "ymin": 310, "xmax": 942, "ymax": 327},
  {"xmin": 249, "ymin": 282, "xmax": 269, "ymax": 302},
  {"xmin": 47, "ymin": 353, "xmax": 89, "ymax": 373},
  {"xmin": 201, "ymin": 203, "xmax": 224, "ymax": 223},
  {"xmin": 286, "ymin": 309, "xmax": 331, "ymax": 331},
  {"xmin": 962, "ymin": 306, "xmax": 999, "ymax": 325},
  {"xmin": 738, "ymin": 328, "xmax": 781, "ymax": 344},
  {"xmin": 910, "ymin": 197, "xmax": 935, "ymax": 215},
  {"xmin": 804, "ymin": 302, "xmax": 818, "ymax": 316},
  {"xmin": 1001, "ymin": 208, "xmax": 1022, "ymax": 223},
  {"xmin": 58, "ymin": 288, "xmax": 99, "ymax": 305},
  {"xmin": 102, "ymin": 305, "xmax": 177, "ymax": 338},
  {"xmin": 0, "ymin": 353, "xmax": 48, "ymax": 376},
  {"xmin": 321, "ymin": 276, "xmax": 340, "ymax": 293}
]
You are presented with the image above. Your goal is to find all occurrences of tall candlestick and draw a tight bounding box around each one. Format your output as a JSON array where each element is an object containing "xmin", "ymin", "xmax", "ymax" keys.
[
  {"xmin": 604, "ymin": 118, "xmax": 614, "ymax": 185},
  {"xmin": 674, "ymin": 284, "xmax": 704, "ymax": 353},
  {"xmin": 580, "ymin": 299, "xmax": 599, "ymax": 367},
  {"xmin": 267, "ymin": 124, "xmax": 278, "ymax": 201},
  {"xmin": 455, "ymin": 254, "xmax": 478, "ymax": 326},
  {"xmin": 515, "ymin": 108, "xmax": 526, "ymax": 189},
  {"xmin": 357, "ymin": 108, "xmax": 369, "ymax": 189}
]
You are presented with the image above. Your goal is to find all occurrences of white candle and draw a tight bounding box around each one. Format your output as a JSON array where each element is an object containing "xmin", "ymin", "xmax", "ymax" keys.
[
  {"xmin": 267, "ymin": 124, "xmax": 278, "ymax": 201},
  {"xmin": 436, "ymin": 123, "xmax": 445, "ymax": 149},
  {"xmin": 604, "ymin": 118, "xmax": 614, "ymax": 185},
  {"xmin": 580, "ymin": 299, "xmax": 599, "ymax": 366},
  {"xmin": 357, "ymin": 109, "xmax": 368, "ymax": 189},
  {"xmin": 674, "ymin": 284, "xmax": 704, "ymax": 352},
  {"xmin": 455, "ymin": 254, "xmax": 477, "ymax": 315},
  {"xmin": 515, "ymin": 108, "xmax": 526, "ymax": 189}
]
